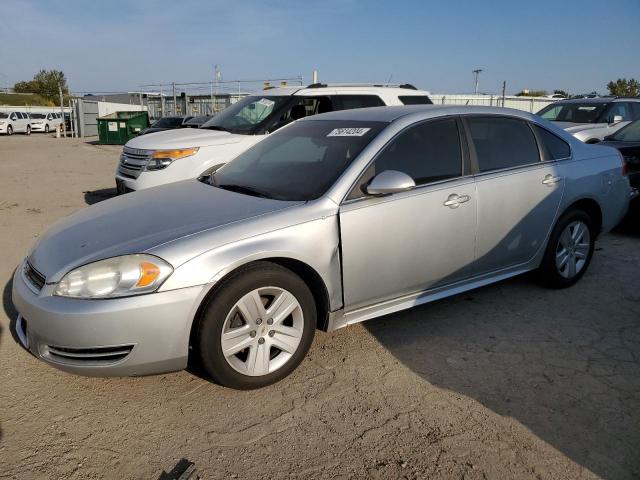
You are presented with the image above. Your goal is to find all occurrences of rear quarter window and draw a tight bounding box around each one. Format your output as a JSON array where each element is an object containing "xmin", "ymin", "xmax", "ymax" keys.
[
  {"xmin": 398, "ymin": 96, "xmax": 433, "ymax": 105},
  {"xmin": 532, "ymin": 125, "xmax": 571, "ymax": 161}
]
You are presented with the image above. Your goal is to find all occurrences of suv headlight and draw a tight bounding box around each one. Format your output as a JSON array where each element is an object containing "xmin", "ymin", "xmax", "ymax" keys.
[
  {"xmin": 54, "ymin": 254, "xmax": 173, "ymax": 298},
  {"xmin": 146, "ymin": 148, "xmax": 199, "ymax": 171}
]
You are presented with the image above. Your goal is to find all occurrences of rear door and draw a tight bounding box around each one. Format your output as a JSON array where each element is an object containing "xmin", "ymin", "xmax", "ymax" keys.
[
  {"xmin": 463, "ymin": 116, "xmax": 566, "ymax": 274},
  {"xmin": 339, "ymin": 117, "xmax": 477, "ymax": 310}
]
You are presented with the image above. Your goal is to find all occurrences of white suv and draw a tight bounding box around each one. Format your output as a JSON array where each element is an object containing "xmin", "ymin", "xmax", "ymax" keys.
[
  {"xmin": 0, "ymin": 111, "xmax": 32, "ymax": 135},
  {"xmin": 116, "ymin": 84, "xmax": 432, "ymax": 192}
]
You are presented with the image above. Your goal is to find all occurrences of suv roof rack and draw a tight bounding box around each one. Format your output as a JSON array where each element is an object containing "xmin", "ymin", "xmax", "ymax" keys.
[{"xmin": 306, "ymin": 82, "xmax": 418, "ymax": 90}]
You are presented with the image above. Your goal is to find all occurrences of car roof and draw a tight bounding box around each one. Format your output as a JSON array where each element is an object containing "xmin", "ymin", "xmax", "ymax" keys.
[{"xmin": 300, "ymin": 105, "xmax": 540, "ymax": 123}]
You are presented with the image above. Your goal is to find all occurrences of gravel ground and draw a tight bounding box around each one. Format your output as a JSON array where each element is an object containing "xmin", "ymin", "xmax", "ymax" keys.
[{"xmin": 0, "ymin": 135, "xmax": 639, "ymax": 480}]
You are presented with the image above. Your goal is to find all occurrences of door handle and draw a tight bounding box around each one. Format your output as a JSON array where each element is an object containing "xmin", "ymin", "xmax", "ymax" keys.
[
  {"xmin": 542, "ymin": 174, "xmax": 561, "ymax": 186},
  {"xmin": 443, "ymin": 193, "xmax": 470, "ymax": 209}
]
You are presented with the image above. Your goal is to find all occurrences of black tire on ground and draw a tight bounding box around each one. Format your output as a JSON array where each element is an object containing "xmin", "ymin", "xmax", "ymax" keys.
[
  {"xmin": 25, "ymin": 125, "xmax": 31, "ymax": 135},
  {"xmin": 45, "ymin": 124, "xmax": 49, "ymax": 133},
  {"xmin": 537, "ymin": 209, "xmax": 595, "ymax": 289},
  {"xmin": 7, "ymin": 125, "xmax": 13, "ymax": 135},
  {"xmin": 196, "ymin": 261, "xmax": 316, "ymax": 389}
]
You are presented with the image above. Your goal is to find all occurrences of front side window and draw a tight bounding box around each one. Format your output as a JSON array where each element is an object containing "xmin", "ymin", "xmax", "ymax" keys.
[
  {"xmin": 201, "ymin": 95, "xmax": 291, "ymax": 134},
  {"xmin": 373, "ymin": 118, "xmax": 463, "ymax": 186},
  {"xmin": 398, "ymin": 95, "xmax": 433, "ymax": 105},
  {"xmin": 532, "ymin": 125, "xmax": 571, "ymax": 160},
  {"xmin": 467, "ymin": 117, "xmax": 540, "ymax": 172},
  {"xmin": 211, "ymin": 120, "xmax": 386, "ymax": 201},
  {"xmin": 605, "ymin": 102, "xmax": 632, "ymax": 122},
  {"xmin": 537, "ymin": 103, "xmax": 608, "ymax": 123}
]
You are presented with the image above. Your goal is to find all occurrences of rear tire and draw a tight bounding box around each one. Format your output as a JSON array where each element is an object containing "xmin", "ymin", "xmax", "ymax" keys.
[
  {"xmin": 197, "ymin": 262, "xmax": 316, "ymax": 389},
  {"xmin": 538, "ymin": 209, "xmax": 595, "ymax": 289}
]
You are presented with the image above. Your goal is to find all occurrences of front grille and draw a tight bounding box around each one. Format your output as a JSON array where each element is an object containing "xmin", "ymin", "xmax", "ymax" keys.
[
  {"xmin": 24, "ymin": 261, "xmax": 46, "ymax": 292},
  {"xmin": 46, "ymin": 344, "xmax": 134, "ymax": 365},
  {"xmin": 119, "ymin": 147, "xmax": 152, "ymax": 179}
]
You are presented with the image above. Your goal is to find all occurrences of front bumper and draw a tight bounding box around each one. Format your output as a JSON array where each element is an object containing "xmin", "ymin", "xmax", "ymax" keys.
[
  {"xmin": 31, "ymin": 124, "xmax": 47, "ymax": 132},
  {"xmin": 11, "ymin": 265, "xmax": 206, "ymax": 377}
]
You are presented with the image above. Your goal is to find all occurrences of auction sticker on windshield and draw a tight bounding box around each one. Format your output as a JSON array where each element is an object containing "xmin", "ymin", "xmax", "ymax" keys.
[
  {"xmin": 257, "ymin": 98, "xmax": 275, "ymax": 108},
  {"xmin": 327, "ymin": 127, "xmax": 371, "ymax": 137}
]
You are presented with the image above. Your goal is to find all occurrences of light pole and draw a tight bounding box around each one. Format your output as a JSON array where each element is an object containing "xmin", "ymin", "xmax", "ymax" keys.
[{"xmin": 473, "ymin": 69, "xmax": 483, "ymax": 95}]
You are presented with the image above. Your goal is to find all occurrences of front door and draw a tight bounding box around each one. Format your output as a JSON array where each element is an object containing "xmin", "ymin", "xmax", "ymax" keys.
[{"xmin": 339, "ymin": 117, "xmax": 477, "ymax": 311}]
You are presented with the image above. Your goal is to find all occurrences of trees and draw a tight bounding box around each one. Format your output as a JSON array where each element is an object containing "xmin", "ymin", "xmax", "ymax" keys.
[
  {"xmin": 515, "ymin": 89, "xmax": 548, "ymax": 97},
  {"xmin": 13, "ymin": 70, "xmax": 69, "ymax": 105},
  {"xmin": 606, "ymin": 78, "xmax": 639, "ymax": 97}
]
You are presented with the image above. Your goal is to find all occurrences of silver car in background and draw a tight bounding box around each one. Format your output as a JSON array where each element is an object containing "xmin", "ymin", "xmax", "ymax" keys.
[
  {"xmin": 537, "ymin": 97, "xmax": 640, "ymax": 143},
  {"xmin": 12, "ymin": 106, "xmax": 632, "ymax": 389}
]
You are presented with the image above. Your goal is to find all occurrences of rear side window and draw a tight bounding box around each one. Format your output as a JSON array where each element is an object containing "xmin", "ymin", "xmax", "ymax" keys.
[
  {"xmin": 399, "ymin": 96, "xmax": 433, "ymax": 105},
  {"xmin": 373, "ymin": 118, "xmax": 462, "ymax": 186},
  {"xmin": 467, "ymin": 117, "xmax": 540, "ymax": 172},
  {"xmin": 631, "ymin": 102, "xmax": 640, "ymax": 119},
  {"xmin": 532, "ymin": 125, "xmax": 571, "ymax": 160},
  {"xmin": 334, "ymin": 95, "xmax": 385, "ymax": 110}
]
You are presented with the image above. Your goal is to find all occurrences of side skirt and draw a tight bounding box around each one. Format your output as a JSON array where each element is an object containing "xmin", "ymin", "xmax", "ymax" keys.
[{"xmin": 326, "ymin": 264, "xmax": 533, "ymax": 331}]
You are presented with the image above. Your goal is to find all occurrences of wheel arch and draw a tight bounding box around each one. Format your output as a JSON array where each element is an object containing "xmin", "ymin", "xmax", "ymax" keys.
[
  {"xmin": 188, "ymin": 257, "xmax": 332, "ymax": 354},
  {"xmin": 561, "ymin": 197, "xmax": 603, "ymax": 236}
]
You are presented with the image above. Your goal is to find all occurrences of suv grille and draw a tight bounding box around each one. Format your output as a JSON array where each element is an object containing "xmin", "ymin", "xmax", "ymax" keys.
[
  {"xmin": 119, "ymin": 147, "xmax": 153, "ymax": 179},
  {"xmin": 24, "ymin": 261, "xmax": 46, "ymax": 292}
]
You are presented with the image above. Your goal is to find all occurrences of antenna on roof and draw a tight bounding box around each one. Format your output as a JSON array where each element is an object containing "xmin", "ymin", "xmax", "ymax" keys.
[{"xmin": 386, "ymin": 74, "xmax": 393, "ymax": 87}]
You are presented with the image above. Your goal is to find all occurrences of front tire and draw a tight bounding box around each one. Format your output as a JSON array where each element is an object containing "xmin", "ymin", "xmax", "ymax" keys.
[
  {"xmin": 7, "ymin": 125, "xmax": 13, "ymax": 136},
  {"xmin": 45, "ymin": 124, "xmax": 49, "ymax": 133},
  {"xmin": 538, "ymin": 209, "xmax": 595, "ymax": 288},
  {"xmin": 197, "ymin": 262, "xmax": 316, "ymax": 389},
  {"xmin": 25, "ymin": 125, "xmax": 31, "ymax": 135}
]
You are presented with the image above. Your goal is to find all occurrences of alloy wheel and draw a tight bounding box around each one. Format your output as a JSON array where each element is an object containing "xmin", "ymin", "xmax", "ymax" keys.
[
  {"xmin": 555, "ymin": 220, "xmax": 590, "ymax": 279},
  {"xmin": 220, "ymin": 286, "xmax": 304, "ymax": 376}
]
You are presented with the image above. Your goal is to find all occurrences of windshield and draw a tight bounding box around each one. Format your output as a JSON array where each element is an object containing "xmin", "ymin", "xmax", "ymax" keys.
[
  {"xmin": 0, "ymin": 113, "xmax": 8, "ymax": 119},
  {"xmin": 151, "ymin": 117, "xmax": 184, "ymax": 128},
  {"xmin": 30, "ymin": 113, "xmax": 46, "ymax": 119},
  {"xmin": 211, "ymin": 120, "xmax": 386, "ymax": 201},
  {"xmin": 201, "ymin": 95, "xmax": 291, "ymax": 134},
  {"xmin": 611, "ymin": 120, "xmax": 640, "ymax": 142},
  {"xmin": 537, "ymin": 103, "xmax": 608, "ymax": 123}
]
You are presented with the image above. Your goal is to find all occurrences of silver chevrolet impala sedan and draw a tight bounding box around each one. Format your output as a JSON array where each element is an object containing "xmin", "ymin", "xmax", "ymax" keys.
[{"xmin": 12, "ymin": 106, "xmax": 633, "ymax": 389}]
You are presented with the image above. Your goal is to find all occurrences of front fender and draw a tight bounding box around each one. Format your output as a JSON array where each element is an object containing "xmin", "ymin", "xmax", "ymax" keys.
[{"xmin": 158, "ymin": 215, "xmax": 343, "ymax": 311}]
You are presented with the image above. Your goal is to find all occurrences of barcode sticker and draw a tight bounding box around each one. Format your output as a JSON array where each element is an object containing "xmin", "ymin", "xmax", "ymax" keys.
[{"xmin": 327, "ymin": 127, "xmax": 371, "ymax": 137}]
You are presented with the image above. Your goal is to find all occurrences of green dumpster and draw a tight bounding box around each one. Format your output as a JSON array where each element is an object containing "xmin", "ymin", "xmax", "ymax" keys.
[{"xmin": 97, "ymin": 111, "xmax": 149, "ymax": 145}]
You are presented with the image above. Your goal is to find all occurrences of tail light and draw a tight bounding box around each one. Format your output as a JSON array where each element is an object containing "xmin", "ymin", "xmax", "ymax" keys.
[{"xmin": 618, "ymin": 151, "xmax": 628, "ymax": 177}]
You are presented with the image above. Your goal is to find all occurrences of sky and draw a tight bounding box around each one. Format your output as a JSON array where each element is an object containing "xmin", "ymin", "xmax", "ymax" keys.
[{"xmin": 1, "ymin": 0, "xmax": 639, "ymax": 96}]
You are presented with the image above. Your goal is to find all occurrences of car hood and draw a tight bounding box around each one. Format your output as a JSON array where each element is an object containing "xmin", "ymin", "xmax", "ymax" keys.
[
  {"xmin": 126, "ymin": 127, "xmax": 247, "ymax": 149},
  {"xmin": 554, "ymin": 122, "xmax": 605, "ymax": 133},
  {"xmin": 28, "ymin": 181, "xmax": 300, "ymax": 282}
]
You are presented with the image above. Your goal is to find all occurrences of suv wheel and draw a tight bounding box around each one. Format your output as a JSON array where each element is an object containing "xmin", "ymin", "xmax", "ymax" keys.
[
  {"xmin": 45, "ymin": 124, "xmax": 49, "ymax": 133},
  {"xmin": 196, "ymin": 261, "xmax": 316, "ymax": 389},
  {"xmin": 25, "ymin": 125, "xmax": 31, "ymax": 135},
  {"xmin": 538, "ymin": 209, "xmax": 595, "ymax": 288},
  {"xmin": 7, "ymin": 125, "xmax": 13, "ymax": 135}
]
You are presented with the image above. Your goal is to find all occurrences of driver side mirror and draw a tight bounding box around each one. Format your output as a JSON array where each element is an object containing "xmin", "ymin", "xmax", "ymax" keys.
[
  {"xmin": 610, "ymin": 115, "xmax": 624, "ymax": 125},
  {"xmin": 365, "ymin": 170, "xmax": 416, "ymax": 196}
]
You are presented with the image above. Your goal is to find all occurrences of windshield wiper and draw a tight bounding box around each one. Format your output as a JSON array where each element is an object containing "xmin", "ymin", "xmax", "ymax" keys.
[{"xmin": 216, "ymin": 183, "xmax": 273, "ymax": 199}]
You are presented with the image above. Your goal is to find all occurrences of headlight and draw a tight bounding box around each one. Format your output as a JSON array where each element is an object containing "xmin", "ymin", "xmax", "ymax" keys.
[
  {"xmin": 146, "ymin": 148, "xmax": 199, "ymax": 171},
  {"xmin": 54, "ymin": 254, "xmax": 173, "ymax": 298}
]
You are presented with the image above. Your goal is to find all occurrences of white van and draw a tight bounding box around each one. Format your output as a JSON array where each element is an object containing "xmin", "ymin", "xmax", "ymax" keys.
[
  {"xmin": 116, "ymin": 84, "xmax": 432, "ymax": 192},
  {"xmin": 0, "ymin": 111, "xmax": 32, "ymax": 135}
]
